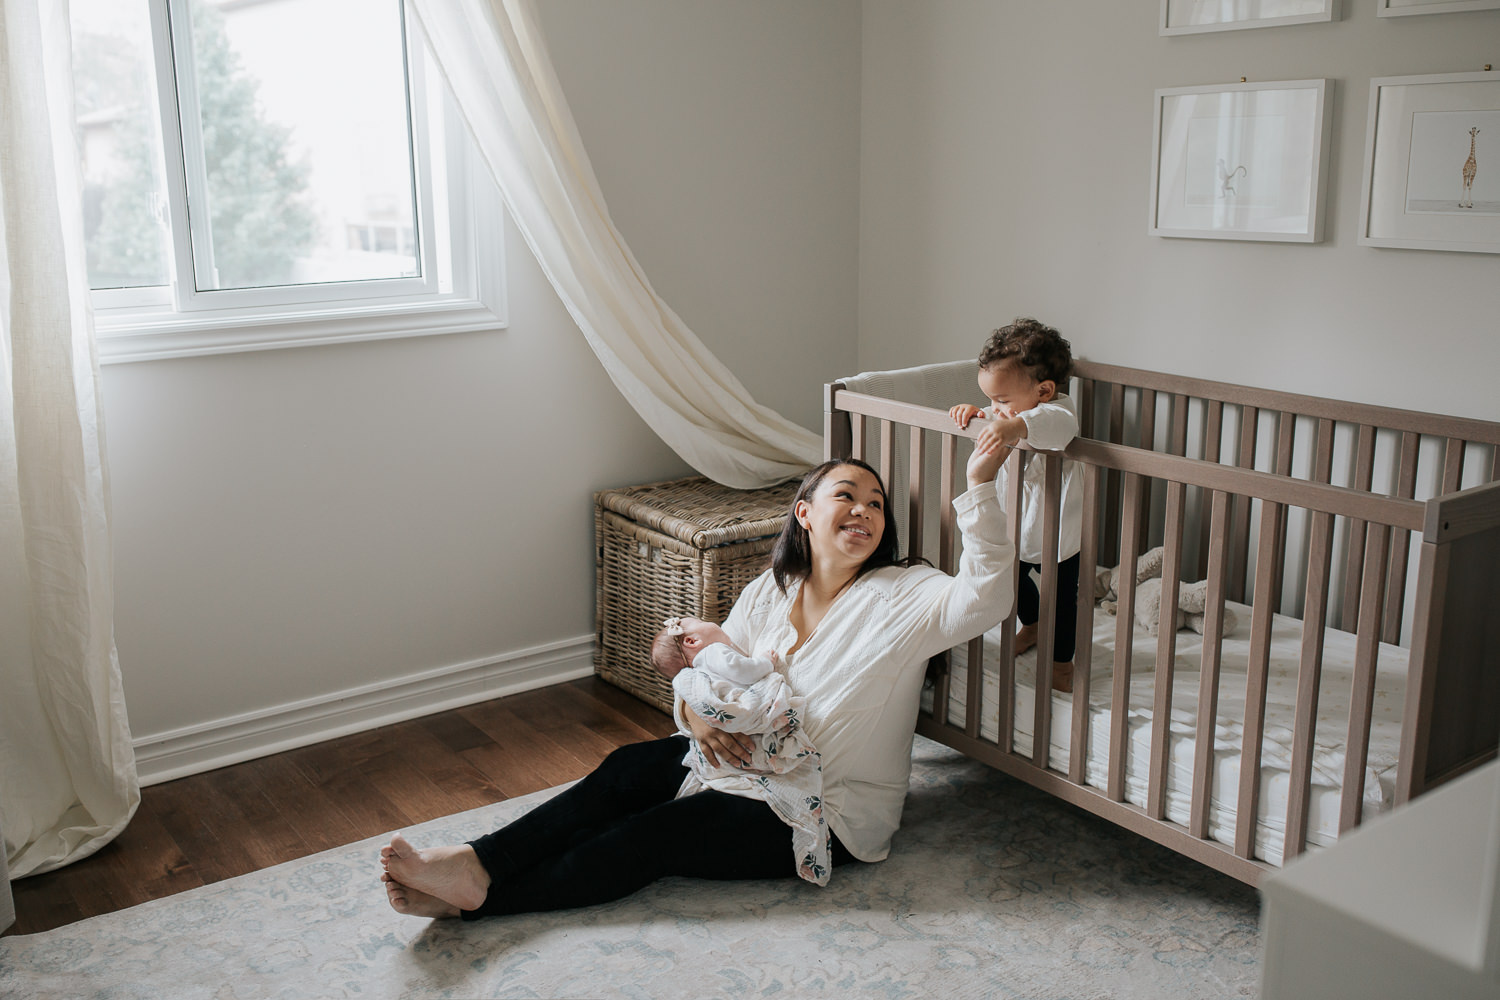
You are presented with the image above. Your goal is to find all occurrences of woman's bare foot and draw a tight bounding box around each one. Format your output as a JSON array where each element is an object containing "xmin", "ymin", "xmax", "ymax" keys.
[
  {"xmin": 380, "ymin": 833, "xmax": 490, "ymax": 912},
  {"xmin": 1014, "ymin": 622, "xmax": 1038, "ymax": 656},
  {"xmin": 382, "ymin": 871, "xmax": 461, "ymax": 918},
  {"xmin": 1051, "ymin": 661, "xmax": 1074, "ymax": 694}
]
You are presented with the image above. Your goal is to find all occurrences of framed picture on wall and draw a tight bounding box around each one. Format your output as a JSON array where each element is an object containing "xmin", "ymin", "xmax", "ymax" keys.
[
  {"xmin": 1359, "ymin": 72, "xmax": 1500, "ymax": 253},
  {"xmin": 1378, "ymin": 0, "xmax": 1500, "ymax": 16},
  {"xmin": 1149, "ymin": 79, "xmax": 1333, "ymax": 242},
  {"xmin": 1160, "ymin": 0, "xmax": 1338, "ymax": 34}
]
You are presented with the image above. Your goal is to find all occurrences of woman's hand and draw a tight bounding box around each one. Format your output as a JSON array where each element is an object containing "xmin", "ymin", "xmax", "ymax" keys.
[
  {"xmin": 966, "ymin": 433, "xmax": 1010, "ymax": 488},
  {"xmin": 682, "ymin": 701, "xmax": 758, "ymax": 769}
]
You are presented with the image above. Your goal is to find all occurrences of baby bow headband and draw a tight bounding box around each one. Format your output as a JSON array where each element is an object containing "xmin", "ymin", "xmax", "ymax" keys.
[{"xmin": 662, "ymin": 617, "xmax": 684, "ymax": 636}]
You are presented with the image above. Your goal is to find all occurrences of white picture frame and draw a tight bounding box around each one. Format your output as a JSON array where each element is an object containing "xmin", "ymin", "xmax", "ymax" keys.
[
  {"xmin": 1149, "ymin": 79, "xmax": 1334, "ymax": 242},
  {"xmin": 1160, "ymin": 0, "xmax": 1338, "ymax": 34},
  {"xmin": 1378, "ymin": 0, "xmax": 1500, "ymax": 16},
  {"xmin": 1359, "ymin": 72, "xmax": 1500, "ymax": 253}
]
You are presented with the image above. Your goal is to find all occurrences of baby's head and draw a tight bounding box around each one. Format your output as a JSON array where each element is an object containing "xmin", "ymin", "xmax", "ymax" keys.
[
  {"xmin": 976, "ymin": 318, "xmax": 1073, "ymax": 419},
  {"xmin": 650, "ymin": 616, "xmax": 732, "ymax": 679}
]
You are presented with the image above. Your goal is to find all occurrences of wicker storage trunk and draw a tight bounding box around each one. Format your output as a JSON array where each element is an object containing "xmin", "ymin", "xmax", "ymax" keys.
[{"xmin": 594, "ymin": 475, "xmax": 800, "ymax": 713}]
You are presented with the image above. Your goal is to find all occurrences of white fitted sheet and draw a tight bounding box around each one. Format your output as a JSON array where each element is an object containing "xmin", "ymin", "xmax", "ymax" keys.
[{"xmin": 923, "ymin": 600, "xmax": 1409, "ymax": 866}]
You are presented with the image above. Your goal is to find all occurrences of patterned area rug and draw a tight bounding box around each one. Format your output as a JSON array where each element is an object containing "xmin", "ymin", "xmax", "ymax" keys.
[{"xmin": 1, "ymin": 737, "xmax": 1262, "ymax": 999}]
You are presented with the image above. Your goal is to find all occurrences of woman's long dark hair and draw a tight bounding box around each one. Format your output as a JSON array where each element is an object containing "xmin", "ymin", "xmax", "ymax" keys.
[{"xmin": 770, "ymin": 458, "xmax": 903, "ymax": 594}]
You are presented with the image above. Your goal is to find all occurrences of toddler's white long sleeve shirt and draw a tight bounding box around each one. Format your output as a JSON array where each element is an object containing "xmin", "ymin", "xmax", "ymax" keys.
[{"xmin": 997, "ymin": 393, "xmax": 1082, "ymax": 564}]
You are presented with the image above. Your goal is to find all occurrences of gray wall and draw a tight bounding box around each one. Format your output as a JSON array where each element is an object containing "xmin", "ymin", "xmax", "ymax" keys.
[
  {"xmin": 106, "ymin": 0, "xmax": 1497, "ymax": 776},
  {"xmin": 105, "ymin": 0, "xmax": 861, "ymax": 776},
  {"xmin": 858, "ymin": 2, "xmax": 1500, "ymax": 422},
  {"xmin": 541, "ymin": 0, "xmax": 863, "ymax": 431}
]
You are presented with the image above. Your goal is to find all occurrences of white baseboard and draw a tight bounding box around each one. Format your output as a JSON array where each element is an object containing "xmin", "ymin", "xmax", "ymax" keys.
[{"xmin": 132, "ymin": 635, "xmax": 596, "ymax": 786}]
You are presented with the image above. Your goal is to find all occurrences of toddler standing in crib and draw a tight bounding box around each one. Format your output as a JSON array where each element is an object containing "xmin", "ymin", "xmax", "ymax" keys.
[
  {"xmin": 948, "ymin": 318, "xmax": 1082, "ymax": 693},
  {"xmin": 650, "ymin": 616, "xmax": 831, "ymax": 884}
]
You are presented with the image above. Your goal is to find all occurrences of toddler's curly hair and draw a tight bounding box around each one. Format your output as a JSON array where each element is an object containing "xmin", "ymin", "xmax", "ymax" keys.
[{"xmin": 977, "ymin": 317, "xmax": 1073, "ymax": 386}]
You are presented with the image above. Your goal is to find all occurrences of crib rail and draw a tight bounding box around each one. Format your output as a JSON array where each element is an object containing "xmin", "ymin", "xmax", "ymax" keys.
[
  {"xmin": 1071, "ymin": 360, "xmax": 1500, "ymax": 645},
  {"xmin": 825, "ymin": 378, "xmax": 1499, "ymax": 886}
]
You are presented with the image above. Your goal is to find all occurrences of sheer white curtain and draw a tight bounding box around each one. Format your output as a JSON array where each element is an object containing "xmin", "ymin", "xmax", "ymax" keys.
[
  {"xmin": 1, "ymin": 0, "xmax": 139, "ymax": 878},
  {"xmin": 408, "ymin": 0, "xmax": 821, "ymax": 489}
]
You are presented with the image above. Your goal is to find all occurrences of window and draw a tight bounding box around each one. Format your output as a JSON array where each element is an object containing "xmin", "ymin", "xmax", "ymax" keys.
[{"xmin": 69, "ymin": 0, "xmax": 504, "ymax": 363}]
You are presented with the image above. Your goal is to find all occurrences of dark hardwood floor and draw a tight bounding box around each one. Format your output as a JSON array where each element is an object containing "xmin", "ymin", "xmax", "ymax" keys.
[{"xmin": 4, "ymin": 677, "xmax": 676, "ymax": 937}]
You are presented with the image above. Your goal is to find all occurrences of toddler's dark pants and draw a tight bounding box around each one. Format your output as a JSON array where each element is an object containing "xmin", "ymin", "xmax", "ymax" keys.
[{"xmin": 1017, "ymin": 553, "xmax": 1081, "ymax": 663}]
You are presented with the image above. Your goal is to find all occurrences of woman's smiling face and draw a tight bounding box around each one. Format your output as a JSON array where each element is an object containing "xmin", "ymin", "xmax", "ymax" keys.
[{"xmin": 795, "ymin": 463, "xmax": 886, "ymax": 570}]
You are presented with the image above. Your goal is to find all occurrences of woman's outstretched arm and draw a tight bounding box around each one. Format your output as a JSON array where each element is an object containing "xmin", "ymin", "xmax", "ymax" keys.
[{"xmin": 882, "ymin": 441, "xmax": 1017, "ymax": 663}]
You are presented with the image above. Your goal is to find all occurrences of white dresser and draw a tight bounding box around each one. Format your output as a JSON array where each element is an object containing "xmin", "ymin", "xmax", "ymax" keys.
[{"xmin": 1260, "ymin": 758, "xmax": 1500, "ymax": 999}]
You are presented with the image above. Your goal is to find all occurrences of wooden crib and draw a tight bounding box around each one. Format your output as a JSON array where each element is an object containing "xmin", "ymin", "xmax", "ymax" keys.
[{"xmin": 825, "ymin": 359, "xmax": 1500, "ymax": 886}]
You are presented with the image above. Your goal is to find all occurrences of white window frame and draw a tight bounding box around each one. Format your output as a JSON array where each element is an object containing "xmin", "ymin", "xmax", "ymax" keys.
[{"xmin": 95, "ymin": 0, "xmax": 505, "ymax": 365}]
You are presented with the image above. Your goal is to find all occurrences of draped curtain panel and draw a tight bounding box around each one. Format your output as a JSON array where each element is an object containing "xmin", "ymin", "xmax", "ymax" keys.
[
  {"xmin": 408, "ymin": 0, "xmax": 821, "ymax": 489},
  {"xmin": 0, "ymin": 0, "xmax": 139, "ymax": 878}
]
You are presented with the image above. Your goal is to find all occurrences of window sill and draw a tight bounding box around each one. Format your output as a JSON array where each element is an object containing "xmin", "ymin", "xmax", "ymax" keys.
[{"xmin": 96, "ymin": 294, "xmax": 507, "ymax": 365}]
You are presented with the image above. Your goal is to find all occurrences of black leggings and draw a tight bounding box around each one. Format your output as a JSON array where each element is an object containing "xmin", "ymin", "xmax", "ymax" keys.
[
  {"xmin": 462, "ymin": 735, "xmax": 855, "ymax": 918},
  {"xmin": 1017, "ymin": 553, "xmax": 1081, "ymax": 663}
]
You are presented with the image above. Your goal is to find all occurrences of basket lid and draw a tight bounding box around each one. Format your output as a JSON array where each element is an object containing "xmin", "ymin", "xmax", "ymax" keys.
[{"xmin": 596, "ymin": 475, "xmax": 801, "ymax": 548}]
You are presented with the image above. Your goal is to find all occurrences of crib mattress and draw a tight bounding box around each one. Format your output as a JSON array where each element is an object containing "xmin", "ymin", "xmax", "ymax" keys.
[{"xmin": 922, "ymin": 600, "xmax": 1409, "ymax": 866}]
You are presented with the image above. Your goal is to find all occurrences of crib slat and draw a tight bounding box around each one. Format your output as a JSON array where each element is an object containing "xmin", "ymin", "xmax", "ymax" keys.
[
  {"xmin": 1312, "ymin": 418, "xmax": 1335, "ymax": 485},
  {"xmin": 995, "ymin": 450, "xmax": 1026, "ymax": 752},
  {"xmin": 1109, "ymin": 472, "xmax": 1145, "ymax": 803},
  {"xmin": 1103, "ymin": 382, "xmax": 1126, "ymax": 558},
  {"xmin": 1197, "ymin": 400, "xmax": 1225, "ymax": 580},
  {"xmin": 1308, "ymin": 416, "xmax": 1334, "ymax": 631},
  {"xmin": 931, "ymin": 436, "xmax": 958, "ymax": 730},
  {"xmin": 1340, "ymin": 522, "xmax": 1389, "ymax": 834},
  {"xmin": 1110, "ymin": 381, "xmax": 1126, "ymax": 445},
  {"xmin": 1382, "ymin": 431, "xmax": 1420, "ymax": 645},
  {"xmin": 939, "ymin": 435, "xmax": 958, "ymax": 574},
  {"xmin": 1309, "ymin": 417, "xmax": 1334, "ymax": 629},
  {"xmin": 1204, "ymin": 401, "xmax": 1225, "ymax": 465},
  {"xmin": 908, "ymin": 426, "xmax": 926, "ymax": 564},
  {"xmin": 878, "ymin": 419, "xmax": 896, "ymax": 491},
  {"xmin": 1032, "ymin": 455, "xmax": 1064, "ymax": 770},
  {"xmin": 1147, "ymin": 480, "xmax": 1186, "ymax": 820},
  {"xmin": 1070, "ymin": 463, "xmax": 1101, "ymax": 786},
  {"xmin": 1228, "ymin": 405, "xmax": 1259, "ymax": 603},
  {"xmin": 824, "ymin": 383, "xmax": 849, "ymax": 462},
  {"xmin": 1169, "ymin": 394, "xmax": 1188, "ymax": 456},
  {"xmin": 1136, "ymin": 390, "xmax": 1158, "ymax": 543},
  {"xmin": 1077, "ymin": 377, "xmax": 1095, "ymax": 438},
  {"xmin": 1340, "ymin": 424, "xmax": 1378, "ymax": 632},
  {"xmin": 1284, "ymin": 509, "xmax": 1335, "ymax": 861},
  {"xmin": 1269, "ymin": 413, "xmax": 1296, "ymax": 612},
  {"xmin": 1442, "ymin": 437, "xmax": 1465, "ymax": 495},
  {"xmin": 1235, "ymin": 499, "xmax": 1282, "ymax": 861},
  {"xmin": 1164, "ymin": 394, "xmax": 1192, "ymax": 586},
  {"xmin": 851, "ymin": 412, "xmax": 866, "ymax": 461},
  {"xmin": 1190, "ymin": 489, "xmax": 1232, "ymax": 839},
  {"xmin": 1272, "ymin": 410, "xmax": 1296, "ymax": 477},
  {"xmin": 965, "ymin": 635, "xmax": 985, "ymax": 742},
  {"xmin": 1237, "ymin": 404, "xmax": 1261, "ymax": 465},
  {"xmin": 1139, "ymin": 388, "xmax": 1158, "ymax": 451}
]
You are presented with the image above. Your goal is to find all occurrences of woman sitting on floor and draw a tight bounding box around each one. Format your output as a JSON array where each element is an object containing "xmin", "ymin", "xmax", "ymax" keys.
[{"xmin": 379, "ymin": 444, "xmax": 1015, "ymax": 920}]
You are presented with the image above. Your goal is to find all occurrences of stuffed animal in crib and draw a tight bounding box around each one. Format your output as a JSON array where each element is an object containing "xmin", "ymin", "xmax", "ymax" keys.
[{"xmin": 1095, "ymin": 546, "xmax": 1239, "ymax": 636}]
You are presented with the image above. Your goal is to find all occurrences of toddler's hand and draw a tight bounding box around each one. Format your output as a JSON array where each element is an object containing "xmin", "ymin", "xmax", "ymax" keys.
[
  {"xmin": 974, "ymin": 419, "xmax": 1019, "ymax": 454},
  {"xmin": 949, "ymin": 403, "xmax": 985, "ymax": 429}
]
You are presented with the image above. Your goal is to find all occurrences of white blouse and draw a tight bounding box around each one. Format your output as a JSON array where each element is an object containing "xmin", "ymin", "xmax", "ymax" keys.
[{"xmin": 678, "ymin": 482, "xmax": 1014, "ymax": 862}]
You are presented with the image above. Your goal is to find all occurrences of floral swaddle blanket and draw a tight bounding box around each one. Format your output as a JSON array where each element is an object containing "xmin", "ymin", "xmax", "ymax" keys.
[{"xmin": 674, "ymin": 644, "xmax": 831, "ymax": 885}]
